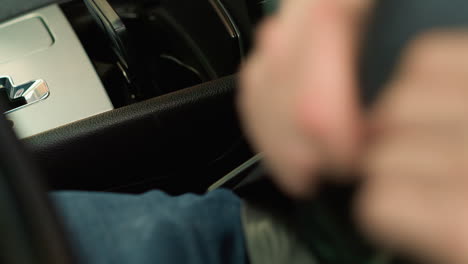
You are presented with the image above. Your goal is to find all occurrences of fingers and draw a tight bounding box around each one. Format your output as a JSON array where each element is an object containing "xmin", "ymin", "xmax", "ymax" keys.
[
  {"xmin": 239, "ymin": 10, "xmax": 324, "ymax": 196},
  {"xmin": 357, "ymin": 31, "xmax": 468, "ymax": 264},
  {"xmin": 371, "ymin": 31, "xmax": 468, "ymax": 133},
  {"xmin": 358, "ymin": 131, "xmax": 468, "ymax": 263},
  {"xmin": 295, "ymin": 0, "xmax": 365, "ymax": 171},
  {"xmin": 239, "ymin": 0, "xmax": 373, "ymax": 198}
]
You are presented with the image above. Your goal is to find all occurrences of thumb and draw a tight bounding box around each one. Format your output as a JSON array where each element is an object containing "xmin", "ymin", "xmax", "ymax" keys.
[{"xmin": 295, "ymin": 0, "xmax": 372, "ymax": 177}]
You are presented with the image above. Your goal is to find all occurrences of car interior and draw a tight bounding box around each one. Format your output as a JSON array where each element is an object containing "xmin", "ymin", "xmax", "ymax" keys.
[
  {"xmin": 1, "ymin": 0, "xmax": 466, "ymax": 263},
  {"xmin": 2, "ymin": 0, "xmax": 264, "ymax": 195}
]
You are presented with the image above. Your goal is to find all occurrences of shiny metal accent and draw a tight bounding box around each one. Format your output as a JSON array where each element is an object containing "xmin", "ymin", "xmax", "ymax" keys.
[
  {"xmin": 0, "ymin": 5, "xmax": 113, "ymax": 138},
  {"xmin": 209, "ymin": 0, "xmax": 236, "ymax": 38},
  {"xmin": 0, "ymin": 76, "xmax": 49, "ymax": 114},
  {"xmin": 208, "ymin": 0, "xmax": 245, "ymax": 58},
  {"xmin": 159, "ymin": 54, "xmax": 203, "ymax": 81},
  {"xmin": 208, "ymin": 154, "xmax": 263, "ymax": 191},
  {"xmin": 84, "ymin": 0, "xmax": 141, "ymax": 100},
  {"xmin": 84, "ymin": 0, "xmax": 131, "ymax": 70}
]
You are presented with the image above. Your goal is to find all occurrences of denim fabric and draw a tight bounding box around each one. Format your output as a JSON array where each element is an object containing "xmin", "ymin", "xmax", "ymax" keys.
[{"xmin": 51, "ymin": 189, "xmax": 247, "ymax": 264}]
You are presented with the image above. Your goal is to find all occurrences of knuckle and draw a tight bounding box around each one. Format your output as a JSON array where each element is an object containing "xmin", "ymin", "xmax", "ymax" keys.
[
  {"xmin": 402, "ymin": 30, "xmax": 468, "ymax": 77},
  {"xmin": 370, "ymin": 81, "xmax": 422, "ymax": 128},
  {"xmin": 403, "ymin": 31, "xmax": 449, "ymax": 73}
]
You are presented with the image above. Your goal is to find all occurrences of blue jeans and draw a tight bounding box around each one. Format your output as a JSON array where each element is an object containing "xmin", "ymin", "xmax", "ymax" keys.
[{"xmin": 52, "ymin": 190, "xmax": 247, "ymax": 264}]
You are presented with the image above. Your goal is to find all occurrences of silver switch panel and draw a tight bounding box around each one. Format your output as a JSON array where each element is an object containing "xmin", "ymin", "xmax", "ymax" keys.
[
  {"xmin": 0, "ymin": 5, "xmax": 114, "ymax": 138},
  {"xmin": 0, "ymin": 76, "xmax": 50, "ymax": 114}
]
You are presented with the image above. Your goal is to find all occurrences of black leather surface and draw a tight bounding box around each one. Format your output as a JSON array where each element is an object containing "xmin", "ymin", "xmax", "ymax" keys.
[{"xmin": 24, "ymin": 75, "xmax": 244, "ymax": 192}]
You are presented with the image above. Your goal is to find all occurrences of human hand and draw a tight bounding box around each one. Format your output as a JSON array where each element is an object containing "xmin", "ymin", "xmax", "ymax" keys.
[
  {"xmin": 240, "ymin": 1, "xmax": 468, "ymax": 263},
  {"xmin": 356, "ymin": 31, "xmax": 468, "ymax": 264},
  {"xmin": 238, "ymin": 0, "xmax": 372, "ymax": 197}
]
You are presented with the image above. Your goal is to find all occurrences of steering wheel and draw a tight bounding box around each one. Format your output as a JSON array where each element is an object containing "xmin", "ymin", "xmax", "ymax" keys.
[{"xmin": 0, "ymin": 97, "xmax": 75, "ymax": 263}]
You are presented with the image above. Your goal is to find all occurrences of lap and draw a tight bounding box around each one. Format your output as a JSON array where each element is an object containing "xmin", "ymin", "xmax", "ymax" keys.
[{"xmin": 52, "ymin": 189, "xmax": 247, "ymax": 264}]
